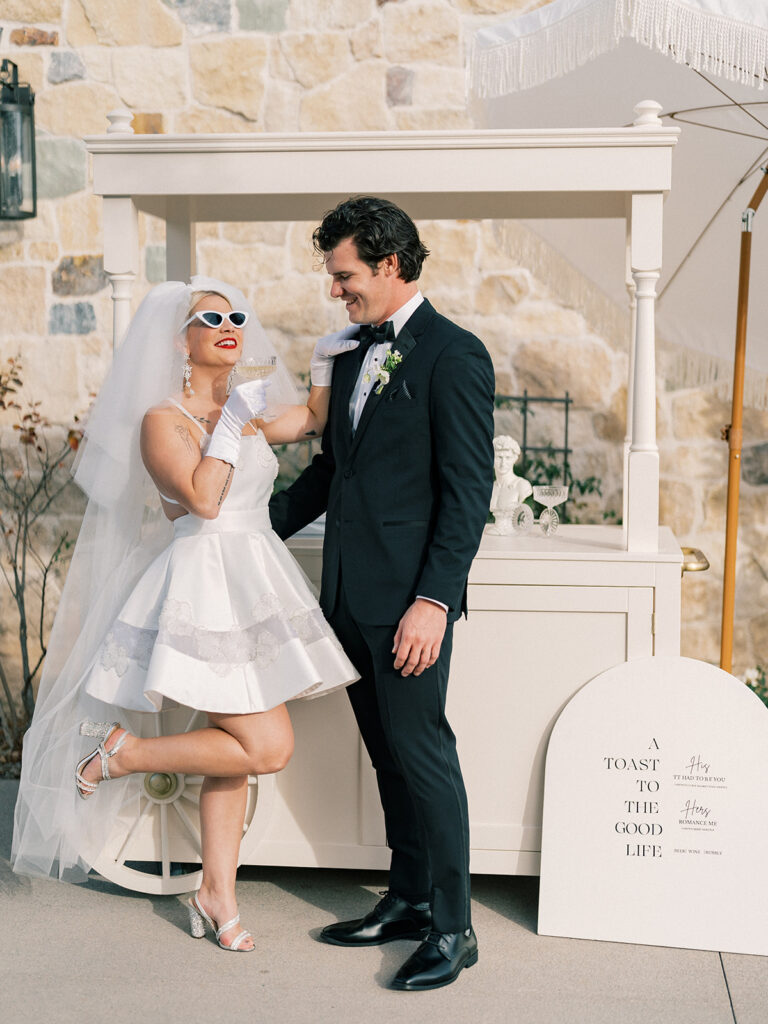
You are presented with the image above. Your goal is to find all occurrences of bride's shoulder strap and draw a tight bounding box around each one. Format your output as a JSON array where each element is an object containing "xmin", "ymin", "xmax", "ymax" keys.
[{"xmin": 164, "ymin": 397, "xmax": 207, "ymax": 437}]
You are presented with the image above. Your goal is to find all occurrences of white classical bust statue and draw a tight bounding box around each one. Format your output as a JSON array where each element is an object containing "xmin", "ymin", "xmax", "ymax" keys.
[{"xmin": 489, "ymin": 435, "xmax": 533, "ymax": 534}]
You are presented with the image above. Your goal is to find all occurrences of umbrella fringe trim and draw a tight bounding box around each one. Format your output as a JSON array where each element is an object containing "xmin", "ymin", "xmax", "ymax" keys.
[{"xmin": 469, "ymin": 0, "xmax": 768, "ymax": 98}]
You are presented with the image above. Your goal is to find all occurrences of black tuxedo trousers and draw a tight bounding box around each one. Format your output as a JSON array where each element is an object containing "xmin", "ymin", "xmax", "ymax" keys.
[
  {"xmin": 330, "ymin": 582, "xmax": 469, "ymax": 932},
  {"xmin": 270, "ymin": 299, "xmax": 495, "ymax": 932}
]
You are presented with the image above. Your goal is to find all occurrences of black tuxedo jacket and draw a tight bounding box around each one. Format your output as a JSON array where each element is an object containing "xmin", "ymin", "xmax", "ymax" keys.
[{"xmin": 269, "ymin": 299, "xmax": 495, "ymax": 625}]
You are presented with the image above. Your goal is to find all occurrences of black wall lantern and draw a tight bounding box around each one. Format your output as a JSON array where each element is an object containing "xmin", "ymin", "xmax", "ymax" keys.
[{"xmin": 0, "ymin": 60, "xmax": 36, "ymax": 220}]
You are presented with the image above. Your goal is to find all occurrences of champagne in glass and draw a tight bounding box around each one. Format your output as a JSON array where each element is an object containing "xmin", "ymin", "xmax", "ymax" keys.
[{"xmin": 235, "ymin": 355, "xmax": 277, "ymax": 381}]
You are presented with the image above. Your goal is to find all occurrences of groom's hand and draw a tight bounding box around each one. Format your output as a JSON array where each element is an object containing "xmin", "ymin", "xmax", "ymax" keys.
[{"xmin": 393, "ymin": 599, "xmax": 447, "ymax": 677}]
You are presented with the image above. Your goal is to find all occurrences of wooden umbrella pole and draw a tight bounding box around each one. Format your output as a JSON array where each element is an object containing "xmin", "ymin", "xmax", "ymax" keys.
[{"xmin": 720, "ymin": 167, "xmax": 768, "ymax": 673}]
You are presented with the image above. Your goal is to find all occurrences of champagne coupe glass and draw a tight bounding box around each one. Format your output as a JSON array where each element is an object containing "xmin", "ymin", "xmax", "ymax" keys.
[
  {"xmin": 234, "ymin": 355, "xmax": 277, "ymax": 381},
  {"xmin": 532, "ymin": 485, "xmax": 569, "ymax": 536}
]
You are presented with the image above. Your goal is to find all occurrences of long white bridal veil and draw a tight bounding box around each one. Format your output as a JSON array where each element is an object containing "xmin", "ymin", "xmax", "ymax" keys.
[{"xmin": 11, "ymin": 277, "xmax": 295, "ymax": 881}]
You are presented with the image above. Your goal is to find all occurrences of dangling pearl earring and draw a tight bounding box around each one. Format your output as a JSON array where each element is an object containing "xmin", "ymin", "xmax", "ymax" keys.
[{"xmin": 183, "ymin": 353, "xmax": 194, "ymax": 396}]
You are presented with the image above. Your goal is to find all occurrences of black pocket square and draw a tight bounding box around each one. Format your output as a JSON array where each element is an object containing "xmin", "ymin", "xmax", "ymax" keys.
[{"xmin": 387, "ymin": 381, "xmax": 413, "ymax": 401}]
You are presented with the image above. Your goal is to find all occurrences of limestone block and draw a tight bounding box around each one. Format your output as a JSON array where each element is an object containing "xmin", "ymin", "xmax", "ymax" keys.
[
  {"xmin": 145, "ymin": 245, "xmax": 166, "ymax": 283},
  {"xmin": 3, "ymin": 0, "xmax": 62, "ymax": 17},
  {"xmin": 172, "ymin": 107, "xmax": 256, "ymax": 133},
  {"xmin": 661, "ymin": 440, "xmax": 726, "ymax": 481},
  {"xmin": 35, "ymin": 136, "xmax": 88, "ymax": 198},
  {"xmin": 507, "ymin": 302, "xmax": 586, "ymax": 339},
  {"xmin": 476, "ymin": 271, "xmax": 531, "ymax": 313},
  {"xmin": 288, "ymin": 222, "xmax": 322, "ymax": 274},
  {"xmin": 412, "ymin": 66, "xmax": 466, "ymax": 108},
  {"xmin": 700, "ymin": 480, "xmax": 767, "ymax": 534},
  {"xmin": 515, "ymin": 337, "xmax": 613, "ymax": 408},
  {"xmin": 9, "ymin": 54, "xmax": 44, "ymax": 97},
  {"xmin": 416, "ymin": 220, "xmax": 480, "ymax": 293},
  {"xmin": 12, "ymin": 337, "xmax": 84, "ymax": 424},
  {"xmin": 48, "ymin": 51, "xmax": 86, "ymax": 84},
  {"xmin": 592, "ymin": 386, "xmax": 627, "ymax": 442},
  {"xmin": 749, "ymin": 612, "xmax": 768, "ymax": 662},
  {"xmin": 382, "ymin": 1, "xmax": 461, "ymax": 65},
  {"xmin": 222, "ymin": 222, "xmax": 289, "ymax": 245},
  {"xmin": 132, "ymin": 113, "xmax": 164, "ymax": 134},
  {"xmin": 49, "ymin": 302, "xmax": 97, "ymax": 334},
  {"xmin": 0, "ymin": 243, "xmax": 24, "ymax": 263},
  {"xmin": 743, "ymin": 441, "xmax": 768, "ymax": 486},
  {"xmin": 21, "ymin": 199, "xmax": 57, "ymax": 242},
  {"xmin": 197, "ymin": 241, "xmax": 288, "ymax": 289},
  {"xmin": 254, "ymin": 273, "xmax": 328, "ymax": 336},
  {"xmin": 659, "ymin": 478, "xmax": 697, "ymax": 535},
  {"xmin": 167, "ymin": 0, "xmax": 230, "ymax": 34},
  {"xmin": 351, "ymin": 19, "xmax": 383, "ymax": 60},
  {"xmin": 394, "ymin": 108, "xmax": 473, "ymax": 130},
  {"xmin": 52, "ymin": 255, "xmax": 107, "ymax": 296},
  {"xmin": 113, "ymin": 49, "xmax": 187, "ymax": 110},
  {"xmin": 300, "ymin": 62, "xmax": 391, "ymax": 131},
  {"xmin": 67, "ymin": 0, "xmax": 99, "ymax": 45},
  {"xmin": 57, "ymin": 193, "xmax": 102, "ymax": 252},
  {"xmin": 9, "ymin": 29, "xmax": 59, "ymax": 46},
  {"xmin": 78, "ymin": 47, "xmax": 112, "ymax": 83},
  {"xmin": 453, "ymin": 0, "xmax": 532, "ymax": 11},
  {"xmin": 387, "ymin": 66, "xmax": 414, "ymax": 106},
  {"xmin": 28, "ymin": 242, "xmax": 60, "ymax": 262},
  {"xmin": 0, "ymin": 268, "xmax": 47, "ymax": 335},
  {"xmin": 280, "ymin": 32, "xmax": 353, "ymax": 88},
  {"xmin": 681, "ymin": 572, "xmax": 723, "ymax": 624},
  {"xmin": 36, "ymin": 82, "xmax": 121, "ymax": 137},
  {"xmin": 190, "ymin": 37, "xmax": 269, "ymax": 122},
  {"xmin": 262, "ymin": 79, "xmax": 302, "ymax": 132},
  {"xmin": 422, "ymin": 286, "xmax": 475, "ymax": 319},
  {"xmin": 67, "ymin": 0, "xmax": 183, "ymax": 47},
  {"xmin": 288, "ymin": 0, "xmax": 374, "ymax": 31},
  {"xmin": 671, "ymin": 389, "xmax": 731, "ymax": 441},
  {"xmin": 238, "ymin": 0, "xmax": 290, "ymax": 32}
]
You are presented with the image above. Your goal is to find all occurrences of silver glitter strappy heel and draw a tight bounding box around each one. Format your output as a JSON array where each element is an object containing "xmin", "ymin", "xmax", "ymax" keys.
[
  {"xmin": 75, "ymin": 720, "xmax": 128, "ymax": 800},
  {"xmin": 188, "ymin": 893, "xmax": 254, "ymax": 952}
]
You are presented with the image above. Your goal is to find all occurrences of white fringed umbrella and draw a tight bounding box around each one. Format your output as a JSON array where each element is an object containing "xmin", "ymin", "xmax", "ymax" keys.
[{"xmin": 469, "ymin": 0, "xmax": 768, "ymax": 671}]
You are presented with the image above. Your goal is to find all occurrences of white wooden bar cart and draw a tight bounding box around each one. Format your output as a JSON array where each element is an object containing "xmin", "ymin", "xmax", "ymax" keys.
[{"xmin": 85, "ymin": 107, "xmax": 685, "ymax": 893}]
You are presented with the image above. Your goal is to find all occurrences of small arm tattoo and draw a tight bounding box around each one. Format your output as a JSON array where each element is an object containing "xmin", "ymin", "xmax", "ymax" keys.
[
  {"xmin": 217, "ymin": 464, "xmax": 233, "ymax": 507},
  {"xmin": 175, "ymin": 424, "xmax": 195, "ymax": 455},
  {"xmin": 304, "ymin": 429, "xmax": 318, "ymax": 437}
]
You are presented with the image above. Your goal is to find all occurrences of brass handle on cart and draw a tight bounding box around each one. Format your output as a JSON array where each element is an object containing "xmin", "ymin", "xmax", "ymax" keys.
[{"xmin": 681, "ymin": 547, "xmax": 710, "ymax": 577}]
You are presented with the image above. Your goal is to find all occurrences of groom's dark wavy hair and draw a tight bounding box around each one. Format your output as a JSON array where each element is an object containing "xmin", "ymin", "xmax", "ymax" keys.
[{"xmin": 313, "ymin": 196, "xmax": 430, "ymax": 283}]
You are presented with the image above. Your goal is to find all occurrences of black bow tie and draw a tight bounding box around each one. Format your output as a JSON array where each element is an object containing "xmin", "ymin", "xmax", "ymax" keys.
[{"xmin": 358, "ymin": 320, "xmax": 395, "ymax": 355}]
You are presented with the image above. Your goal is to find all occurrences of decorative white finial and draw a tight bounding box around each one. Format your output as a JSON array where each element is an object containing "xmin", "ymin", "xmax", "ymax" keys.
[
  {"xmin": 106, "ymin": 109, "xmax": 134, "ymax": 135},
  {"xmin": 633, "ymin": 100, "xmax": 663, "ymax": 127}
]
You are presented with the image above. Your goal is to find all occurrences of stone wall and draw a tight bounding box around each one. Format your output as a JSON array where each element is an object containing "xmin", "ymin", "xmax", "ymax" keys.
[{"xmin": 0, "ymin": 0, "xmax": 766, "ymax": 694}]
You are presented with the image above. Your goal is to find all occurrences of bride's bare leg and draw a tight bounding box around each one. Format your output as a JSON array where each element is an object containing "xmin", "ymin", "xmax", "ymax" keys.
[
  {"xmin": 196, "ymin": 774, "xmax": 254, "ymax": 950},
  {"xmin": 80, "ymin": 704, "xmax": 294, "ymax": 785},
  {"xmin": 192, "ymin": 710, "xmax": 294, "ymax": 948}
]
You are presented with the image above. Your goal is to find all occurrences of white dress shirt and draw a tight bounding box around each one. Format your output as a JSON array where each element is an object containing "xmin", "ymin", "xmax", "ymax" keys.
[{"xmin": 348, "ymin": 291, "xmax": 424, "ymax": 431}]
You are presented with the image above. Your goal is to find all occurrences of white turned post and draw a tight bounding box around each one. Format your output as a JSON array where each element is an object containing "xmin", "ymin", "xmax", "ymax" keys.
[
  {"xmin": 102, "ymin": 196, "xmax": 139, "ymax": 351},
  {"xmin": 166, "ymin": 197, "xmax": 197, "ymax": 281},
  {"xmin": 623, "ymin": 218, "xmax": 637, "ymax": 539},
  {"xmin": 625, "ymin": 101, "xmax": 664, "ymax": 552}
]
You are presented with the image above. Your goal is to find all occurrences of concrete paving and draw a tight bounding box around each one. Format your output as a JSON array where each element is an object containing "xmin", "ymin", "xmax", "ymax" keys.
[{"xmin": 1, "ymin": 780, "xmax": 765, "ymax": 1024}]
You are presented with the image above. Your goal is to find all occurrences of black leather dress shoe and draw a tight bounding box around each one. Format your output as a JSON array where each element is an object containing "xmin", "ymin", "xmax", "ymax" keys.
[
  {"xmin": 390, "ymin": 928, "xmax": 478, "ymax": 991},
  {"xmin": 320, "ymin": 891, "xmax": 432, "ymax": 946}
]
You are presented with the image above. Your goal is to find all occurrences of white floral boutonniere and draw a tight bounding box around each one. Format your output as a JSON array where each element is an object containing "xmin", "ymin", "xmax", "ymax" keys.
[{"xmin": 364, "ymin": 348, "xmax": 403, "ymax": 395}]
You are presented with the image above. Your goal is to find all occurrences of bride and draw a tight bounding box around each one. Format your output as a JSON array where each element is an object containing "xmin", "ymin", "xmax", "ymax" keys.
[{"xmin": 11, "ymin": 277, "xmax": 359, "ymax": 951}]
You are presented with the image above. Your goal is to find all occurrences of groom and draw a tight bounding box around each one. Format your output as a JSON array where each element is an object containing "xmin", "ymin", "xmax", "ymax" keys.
[{"xmin": 269, "ymin": 196, "xmax": 495, "ymax": 991}]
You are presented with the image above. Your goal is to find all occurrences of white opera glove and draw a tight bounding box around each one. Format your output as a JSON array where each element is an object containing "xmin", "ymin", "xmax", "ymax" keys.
[
  {"xmin": 206, "ymin": 380, "xmax": 269, "ymax": 467},
  {"xmin": 310, "ymin": 326, "xmax": 360, "ymax": 386}
]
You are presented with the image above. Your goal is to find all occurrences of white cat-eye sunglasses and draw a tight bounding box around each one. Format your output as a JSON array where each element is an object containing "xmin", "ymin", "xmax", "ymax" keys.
[{"xmin": 181, "ymin": 310, "xmax": 250, "ymax": 330}]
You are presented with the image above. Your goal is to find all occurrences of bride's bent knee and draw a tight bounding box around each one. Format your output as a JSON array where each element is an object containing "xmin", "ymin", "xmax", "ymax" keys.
[{"xmin": 248, "ymin": 735, "xmax": 294, "ymax": 776}]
